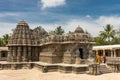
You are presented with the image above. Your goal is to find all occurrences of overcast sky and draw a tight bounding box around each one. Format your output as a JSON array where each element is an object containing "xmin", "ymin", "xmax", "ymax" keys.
[{"xmin": 0, "ymin": 0, "xmax": 120, "ymax": 37}]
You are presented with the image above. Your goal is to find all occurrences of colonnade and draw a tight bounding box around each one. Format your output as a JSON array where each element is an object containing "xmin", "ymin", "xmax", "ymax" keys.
[
  {"xmin": 7, "ymin": 46, "xmax": 39, "ymax": 62},
  {"xmin": 94, "ymin": 49, "xmax": 117, "ymax": 57}
]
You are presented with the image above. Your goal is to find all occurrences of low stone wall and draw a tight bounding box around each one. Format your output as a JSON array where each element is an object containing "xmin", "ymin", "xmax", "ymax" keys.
[
  {"xmin": 106, "ymin": 59, "xmax": 120, "ymax": 72},
  {"xmin": 0, "ymin": 63, "xmax": 33, "ymax": 70},
  {"xmin": 107, "ymin": 63, "xmax": 120, "ymax": 72}
]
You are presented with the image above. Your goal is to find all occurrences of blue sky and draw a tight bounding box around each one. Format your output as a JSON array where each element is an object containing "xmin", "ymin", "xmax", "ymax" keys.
[{"xmin": 0, "ymin": 0, "xmax": 120, "ymax": 36}]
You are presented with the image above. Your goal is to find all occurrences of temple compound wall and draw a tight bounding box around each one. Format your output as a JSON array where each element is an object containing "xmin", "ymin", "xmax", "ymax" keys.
[{"xmin": 2, "ymin": 20, "xmax": 94, "ymax": 64}]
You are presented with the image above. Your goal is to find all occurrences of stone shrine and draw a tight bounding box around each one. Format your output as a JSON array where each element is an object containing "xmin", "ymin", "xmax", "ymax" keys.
[
  {"xmin": 7, "ymin": 20, "xmax": 94, "ymax": 64},
  {"xmin": 0, "ymin": 20, "xmax": 100, "ymax": 75}
]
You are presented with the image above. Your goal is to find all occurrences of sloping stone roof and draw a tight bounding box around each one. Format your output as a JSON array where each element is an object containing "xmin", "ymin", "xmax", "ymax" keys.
[{"xmin": 8, "ymin": 20, "xmax": 35, "ymax": 46}]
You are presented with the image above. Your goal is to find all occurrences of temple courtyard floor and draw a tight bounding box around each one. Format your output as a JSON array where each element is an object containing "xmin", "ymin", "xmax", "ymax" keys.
[{"xmin": 0, "ymin": 68, "xmax": 120, "ymax": 80}]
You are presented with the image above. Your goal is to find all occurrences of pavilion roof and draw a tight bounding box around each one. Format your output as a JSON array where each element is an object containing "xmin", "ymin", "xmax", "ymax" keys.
[{"xmin": 93, "ymin": 44, "xmax": 120, "ymax": 50}]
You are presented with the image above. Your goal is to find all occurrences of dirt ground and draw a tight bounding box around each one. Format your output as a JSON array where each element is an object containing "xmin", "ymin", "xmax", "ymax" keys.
[{"xmin": 0, "ymin": 69, "xmax": 120, "ymax": 80}]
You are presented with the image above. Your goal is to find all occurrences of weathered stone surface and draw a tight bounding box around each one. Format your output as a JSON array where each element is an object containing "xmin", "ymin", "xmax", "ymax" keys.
[
  {"xmin": 88, "ymin": 64, "xmax": 101, "ymax": 75},
  {"xmin": 0, "ymin": 20, "xmax": 95, "ymax": 65}
]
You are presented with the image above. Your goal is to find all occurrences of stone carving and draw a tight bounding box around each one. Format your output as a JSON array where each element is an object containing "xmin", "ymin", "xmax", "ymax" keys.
[{"xmin": 7, "ymin": 20, "xmax": 94, "ymax": 64}]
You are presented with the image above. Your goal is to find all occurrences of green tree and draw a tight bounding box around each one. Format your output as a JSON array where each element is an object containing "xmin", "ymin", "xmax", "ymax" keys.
[
  {"xmin": 94, "ymin": 36, "xmax": 107, "ymax": 45},
  {"xmin": 2, "ymin": 34, "xmax": 10, "ymax": 46},
  {"xmin": 0, "ymin": 34, "xmax": 10, "ymax": 46},
  {"xmin": 112, "ymin": 28, "xmax": 120, "ymax": 44},
  {"xmin": 33, "ymin": 26, "xmax": 48, "ymax": 39},
  {"xmin": 0, "ymin": 38, "xmax": 4, "ymax": 47},
  {"xmin": 100, "ymin": 24, "xmax": 115, "ymax": 45},
  {"xmin": 49, "ymin": 26, "xmax": 64, "ymax": 35}
]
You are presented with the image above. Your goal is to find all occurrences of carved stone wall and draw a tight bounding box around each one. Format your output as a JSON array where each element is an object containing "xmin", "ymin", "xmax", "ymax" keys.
[{"xmin": 40, "ymin": 44, "xmax": 64, "ymax": 63}]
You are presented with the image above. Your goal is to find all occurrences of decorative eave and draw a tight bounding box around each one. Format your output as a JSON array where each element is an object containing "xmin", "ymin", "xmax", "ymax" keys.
[{"xmin": 39, "ymin": 41, "xmax": 95, "ymax": 46}]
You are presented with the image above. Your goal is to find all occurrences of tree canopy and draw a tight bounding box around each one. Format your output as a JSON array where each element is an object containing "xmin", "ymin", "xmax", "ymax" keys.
[
  {"xmin": 1, "ymin": 24, "xmax": 120, "ymax": 46},
  {"xmin": 0, "ymin": 34, "xmax": 10, "ymax": 47},
  {"xmin": 49, "ymin": 26, "xmax": 64, "ymax": 35},
  {"xmin": 94, "ymin": 24, "xmax": 120, "ymax": 45},
  {"xmin": 33, "ymin": 26, "xmax": 48, "ymax": 39}
]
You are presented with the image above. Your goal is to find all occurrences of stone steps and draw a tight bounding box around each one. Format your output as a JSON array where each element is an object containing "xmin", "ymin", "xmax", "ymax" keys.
[{"xmin": 100, "ymin": 64, "xmax": 112, "ymax": 73}]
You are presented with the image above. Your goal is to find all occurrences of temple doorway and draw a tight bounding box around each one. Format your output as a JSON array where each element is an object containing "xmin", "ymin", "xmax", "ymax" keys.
[{"xmin": 79, "ymin": 48, "xmax": 83, "ymax": 59}]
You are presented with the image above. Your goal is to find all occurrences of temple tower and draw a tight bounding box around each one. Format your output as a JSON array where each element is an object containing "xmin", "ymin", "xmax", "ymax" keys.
[{"xmin": 7, "ymin": 20, "xmax": 38, "ymax": 62}]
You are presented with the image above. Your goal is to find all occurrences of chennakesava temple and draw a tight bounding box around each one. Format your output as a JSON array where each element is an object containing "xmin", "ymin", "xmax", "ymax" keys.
[{"xmin": 0, "ymin": 20, "xmax": 120, "ymax": 75}]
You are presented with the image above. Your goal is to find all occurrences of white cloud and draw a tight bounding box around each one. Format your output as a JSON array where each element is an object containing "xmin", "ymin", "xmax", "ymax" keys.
[
  {"xmin": 85, "ymin": 15, "xmax": 91, "ymax": 18},
  {"xmin": 41, "ymin": 0, "xmax": 66, "ymax": 9},
  {"xmin": 96, "ymin": 16, "xmax": 120, "ymax": 27},
  {"xmin": 0, "ymin": 13, "xmax": 20, "ymax": 18},
  {"xmin": 0, "ymin": 22, "xmax": 16, "ymax": 37},
  {"xmin": 63, "ymin": 19, "xmax": 102, "ymax": 37}
]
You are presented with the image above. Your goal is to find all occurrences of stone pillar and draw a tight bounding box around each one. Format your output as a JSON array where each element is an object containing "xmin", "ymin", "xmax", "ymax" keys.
[
  {"xmin": 23, "ymin": 47, "xmax": 27, "ymax": 62},
  {"xmin": 103, "ymin": 50, "xmax": 106, "ymax": 56},
  {"xmin": 96, "ymin": 50, "xmax": 98, "ymax": 55},
  {"xmin": 113, "ymin": 49, "xmax": 116, "ymax": 57},
  {"xmin": 111, "ymin": 50, "xmax": 113, "ymax": 57},
  {"xmin": 7, "ymin": 47, "xmax": 12, "ymax": 61},
  {"xmin": 17, "ymin": 47, "xmax": 21, "ymax": 62},
  {"xmin": 28, "ymin": 47, "xmax": 31, "ymax": 62},
  {"xmin": 31, "ymin": 47, "xmax": 35, "ymax": 61},
  {"xmin": 12, "ymin": 47, "xmax": 17, "ymax": 62}
]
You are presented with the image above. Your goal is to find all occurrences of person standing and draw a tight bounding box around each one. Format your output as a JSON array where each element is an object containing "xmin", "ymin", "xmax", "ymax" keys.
[
  {"xmin": 103, "ymin": 55, "xmax": 106, "ymax": 63},
  {"xmin": 96, "ymin": 54, "xmax": 101, "ymax": 64}
]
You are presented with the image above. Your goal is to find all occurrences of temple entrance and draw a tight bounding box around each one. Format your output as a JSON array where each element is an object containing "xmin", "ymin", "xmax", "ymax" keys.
[
  {"xmin": 79, "ymin": 48, "xmax": 83, "ymax": 59},
  {"xmin": 1, "ymin": 51, "xmax": 7, "ymax": 57}
]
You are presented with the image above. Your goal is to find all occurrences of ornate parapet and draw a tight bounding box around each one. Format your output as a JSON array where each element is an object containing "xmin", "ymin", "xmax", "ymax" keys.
[{"xmin": 39, "ymin": 33, "xmax": 94, "ymax": 45}]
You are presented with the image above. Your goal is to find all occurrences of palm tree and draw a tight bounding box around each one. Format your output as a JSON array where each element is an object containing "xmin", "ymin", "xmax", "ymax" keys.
[
  {"xmin": 100, "ymin": 24, "xmax": 115, "ymax": 45},
  {"xmin": 0, "ymin": 38, "xmax": 4, "ymax": 47},
  {"xmin": 94, "ymin": 36, "xmax": 107, "ymax": 45},
  {"xmin": 2, "ymin": 34, "xmax": 10, "ymax": 46},
  {"xmin": 113, "ymin": 27, "xmax": 120, "ymax": 44}
]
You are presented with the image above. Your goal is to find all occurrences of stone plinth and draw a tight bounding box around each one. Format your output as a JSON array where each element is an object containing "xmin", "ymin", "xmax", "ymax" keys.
[
  {"xmin": 72, "ymin": 66, "xmax": 88, "ymax": 74},
  {"xmin": 58, "ymin": 65, "xmax": 72, "ymax": 73},
  {"xmin": 88, "ymin": 64, "xmax": 101, "ymax": 75},
  {"xmin": 107, "ymin": 64, "xmax": 120, "ymax": 72},
  {"xmin": 107, "ymin": 60, "xmax": 120, "ymax": 72}
]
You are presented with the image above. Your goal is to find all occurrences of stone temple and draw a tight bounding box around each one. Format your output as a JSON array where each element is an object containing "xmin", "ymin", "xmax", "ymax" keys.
[
  {"xmin": 7, "ymin": 20, "xmax": 94, "ymax": 63},
  {"xmin": 2, "ymin": 20, "xmax": 119, "ymax": 75}
]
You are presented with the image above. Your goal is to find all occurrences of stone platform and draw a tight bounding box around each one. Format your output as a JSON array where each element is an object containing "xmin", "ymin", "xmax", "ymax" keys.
[{"xmin": 0, "ymin": 61, "xmax": 88, "ymax": 74}]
